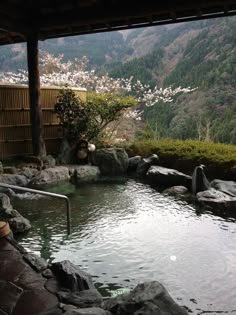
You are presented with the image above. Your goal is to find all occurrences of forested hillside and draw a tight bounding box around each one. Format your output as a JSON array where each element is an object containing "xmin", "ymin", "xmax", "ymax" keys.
[{"xmin": 0, "ymin": 16, "xmax": 235, "ymax": 144}]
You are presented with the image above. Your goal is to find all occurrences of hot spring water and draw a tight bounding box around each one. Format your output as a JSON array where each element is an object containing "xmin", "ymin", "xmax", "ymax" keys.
[{"xmin": 14, "ymin": 179, "xmax": 236, "ymax": 314}]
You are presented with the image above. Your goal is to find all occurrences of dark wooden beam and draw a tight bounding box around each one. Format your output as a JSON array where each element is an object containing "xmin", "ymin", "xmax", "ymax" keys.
[
  {"xmin": 0, "ymin": 0, "xmax": 236, "ymax": 45},
  {"xmin": 36, "ymin": 9, "xmax": 236, "ymax": 41},
  {"xmin": 0, "ymin": 31, "xmax": 26, "ymax": 41},
  {"xmin": 37, "ymin": 0, "xmax": 236, "ymax": 30},
  {"xmin": 27, "ymin": 33, "xmax": 46, "ymax": 157},
  {"xmin": 0, "ymin": 3, "xmax": 30, "ymax": 34}
]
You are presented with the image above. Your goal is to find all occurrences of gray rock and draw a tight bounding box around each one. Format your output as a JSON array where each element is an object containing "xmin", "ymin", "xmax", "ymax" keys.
[
  {"xmin": 62, "ymin": 304, "xmax": 78, "ymax": 312},
  {"xmin": 3, "ymin": 166, "xmax": 17, "ymax": 174},
  {"xmin": 0, "ymin": 192, "xmax": 12, "ymax": 210},
  {"xmin": 192, "ymin": 165, "xmax": 210, "ymax": 194},
  {"xmin": 128, "ymin": 156, "xmax": 142, "ymax": 172},
  {"xmin": 8, "ymin": 215, "xmax": 31, "ymax": 234},
  {"xmin": 104, "ymin": 281, "xmax": 188, "ymax": 315},
  {"xmin": 0, "ymin": 193, "xmax": 31, "ymax": 234},
  {"xmin": 18, "ymin": 166, "xmax": 39, "ymax": 179},
  {"xmin": 136, "ymin": 154, "xmax": 159, "ymax": 177},
  {"xmin": 57, "ymin": 289, "xmax": 103, "ymax": 308},
  {"xmin": 51, "ymin": 260, "xmax": 96, "ymax": 291},
  {"xmin": 21, "ymin": 155, "xmax": 43, "ymax": 169},
  {"xmin": 42, "ymin": 268, "xmax": 54, "ymax": 279},
  {"xmin": 163, "ymin": 186, "xmax": 189, "ymax": 196},
  {"xmin": 210, "ymin": 179, "xmax": 236, "ymax": 197},
  {"xmin": 44, "ymin": 277, "xmax": 61, "ymax": 294},
  {"xmin": 42, "ymin": 155, "xmax": 56, "ymax": 169},
  {"xmin": 147, "ymin": 166, "xmax": 192, "ymax": 189},
  {"xmin": 197, "ymin": 188, "xmax": 236, "ymax": 213},
  {"xmin": 7, "ymin": 190, "xmax": 45, "ymax": 200},
  {"xmin": 29, "ymin": 166, "xmax": 70, "ymax": 187},
  {"xmin": 69, "ymin": 165, "xmax": 100, "ymax": 184},
  {"xmin": 64, "ymin": 307, "xmax": 112, "ymax": 315},
  {"xmin": 0, "ymin": 174, "xmax": 29, "ymax": 187},
  {"xmin": 93, "ymin": 148, "xmax": 129, "ymax": 176},
  {"xmin": 23, "ymin": 253, "xmax": 48, "ymax": 272}
]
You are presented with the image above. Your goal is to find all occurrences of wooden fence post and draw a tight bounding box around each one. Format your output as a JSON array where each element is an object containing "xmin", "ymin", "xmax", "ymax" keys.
[{"xmin": 27, "ymin": 33, "xmax": 46, "ymax": 157}]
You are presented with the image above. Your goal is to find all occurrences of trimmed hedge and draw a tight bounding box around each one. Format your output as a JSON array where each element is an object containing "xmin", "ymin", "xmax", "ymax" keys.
[{"xmin": 123, "ymin": 139, "xmax": 236, "ymax": 180}]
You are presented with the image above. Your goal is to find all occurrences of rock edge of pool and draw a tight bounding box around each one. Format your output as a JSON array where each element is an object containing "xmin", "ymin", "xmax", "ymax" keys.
[{"xmin": 0, "ymin": 234, "xmax": 189, "ymax": 315}]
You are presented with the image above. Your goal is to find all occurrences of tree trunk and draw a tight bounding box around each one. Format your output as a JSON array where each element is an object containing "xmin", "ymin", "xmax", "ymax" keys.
[
  {"xmin": 27, "ymin": 34, "xmax": 46, "ymax": 157},
  {"xmin": 205, "ymin": 119, "xmax": 212, "ymax": 142}
]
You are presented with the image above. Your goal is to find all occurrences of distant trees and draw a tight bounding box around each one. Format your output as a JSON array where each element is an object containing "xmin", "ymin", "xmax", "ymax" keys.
[{"xmin": 106, "ymin": 48, "xmax": 164, "ymax": 88}]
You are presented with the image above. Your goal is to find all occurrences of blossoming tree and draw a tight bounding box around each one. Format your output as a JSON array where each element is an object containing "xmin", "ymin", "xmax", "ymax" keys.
[{"xmin": 0, "ymin": 51, "xmax": 196, "ymax": 143}]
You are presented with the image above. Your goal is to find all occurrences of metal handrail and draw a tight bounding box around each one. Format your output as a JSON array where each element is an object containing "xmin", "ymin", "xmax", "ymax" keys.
[{"xmin": 0, "ymin": 183, "xmax": 71, "ymax": 234}]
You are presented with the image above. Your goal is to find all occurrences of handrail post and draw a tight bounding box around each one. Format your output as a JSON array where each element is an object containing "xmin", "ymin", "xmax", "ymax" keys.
[
  {"xmin": 65, "ymin": 197, "xmax": 71, "ymax": 235},
  {"xmin": 0, "ymin": 183, "xmax": 71, "ymax": 234}
]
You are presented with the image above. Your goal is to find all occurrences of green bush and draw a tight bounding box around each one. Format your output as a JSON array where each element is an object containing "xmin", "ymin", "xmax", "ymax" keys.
[
  {"xmin": 54, "ymin": 87, "xmax": 136, "ymax": 143},
  {"xmin": 123, "ymin": 139, "xmax": 236, "ymax": 177},
  {"xmin": 54, "ymin": 87, "xmax": 88, "ymax": 142},
  {"xmin": 125, "ymin": 139, "xmax": 236, "ymax": 162},
  {"xmin": 85, "ymin": 92, "xmax": 136, "ymax": 142}
]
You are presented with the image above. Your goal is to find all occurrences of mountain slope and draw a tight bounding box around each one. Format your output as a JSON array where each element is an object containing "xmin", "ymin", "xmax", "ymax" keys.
[{"xmin": 108, "ymin": 17, "xmax": 236, "ymax": 144}]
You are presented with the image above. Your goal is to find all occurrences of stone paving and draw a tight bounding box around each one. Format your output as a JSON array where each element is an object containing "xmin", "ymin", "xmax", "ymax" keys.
[{"xmin": 0, "ymin": 236, "xmax": 62, "ymax": 315}]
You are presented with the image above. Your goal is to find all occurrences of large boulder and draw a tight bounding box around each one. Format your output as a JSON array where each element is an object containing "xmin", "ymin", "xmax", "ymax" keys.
[
  {"xmin": 69, "ymin": 165, "xmax": 100, "ymax": 184},
  {"xmin": 50, "ymin": 260, "xmax": 103, "ymax": 309},
  {"xmin": 0, "ymin": 174, "xmax": 29, "ymax": 187},
  {"xmin": 163, "ymin": 186, "xmax": 189, "ymax": 196},
  {"xmin": 57, "ymin": 290, "xmax": 103, "ymax": 308},
  {"xmin": 93, "ymin": 148, "xmax": 129, "ymax": 176},
  {"xmin": 51, "ymin": 260, "xmax": 96, "ymax": 291},
  {"xmin": 136, "ymin": 154, "xmax": 159, "ymax": 177},
  {"xmin": 29, "ymin": 166, "xmax": 70, "ymax": 187},
  {"xmin": 128, "ymin": 156, "xmax": 142, "ymax": 173},
  {"xmin": 104, "ymin": 281, "xmax": 188, "ymax": 315},
  {"xmin": 0, "ymin": 193, "xmax": 31, "ymax": 234},
  {"xmin": 146, "ymin": 166, "xmax": 192, "ymax": 189},
  {"xmin": 42, "ymin": 155, "xmax": 56, "ymax": 169},
  {"xmin": 18, "ymin": 166, "xmax": 39, "ymax": 180},
  {"xmin": 197, "ymin": 188, "xmax": 236, "ymax": 213},
  {"xmin": 192, "ymin": 165, "xmax": 210, "ymax": 194},
  {"xmin": 210, "ymin": 179, "xmax": 236, "ymax": 197},
  {"xmin": 23, "ymin": 253, "xmax": 48, "ymax": 272},
  {"xmin": 8, "ymin": 215, "xmax": 31, "ymax": 234}
]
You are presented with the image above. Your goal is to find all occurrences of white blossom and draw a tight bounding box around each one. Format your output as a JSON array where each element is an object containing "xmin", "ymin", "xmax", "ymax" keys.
[{"xmin": 0, "ymin": 51, "xmax": 196, "ymax": 121}]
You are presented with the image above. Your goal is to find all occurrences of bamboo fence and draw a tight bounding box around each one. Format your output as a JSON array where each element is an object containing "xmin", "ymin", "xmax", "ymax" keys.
[{"xmin": 0, "ymin": 85, "xmax": 86, "ymax": 158}]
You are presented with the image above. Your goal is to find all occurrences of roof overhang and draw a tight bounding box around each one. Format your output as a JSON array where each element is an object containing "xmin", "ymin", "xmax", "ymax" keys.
[{"xmin": 0, "ymin": 0, "xmax": 236, "ymax": 45}]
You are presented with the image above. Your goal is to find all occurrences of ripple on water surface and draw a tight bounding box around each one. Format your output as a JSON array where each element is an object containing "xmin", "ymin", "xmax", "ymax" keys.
[{"xmin": 16, "ymin": 179, "xmax": 236, "ymax": 314}]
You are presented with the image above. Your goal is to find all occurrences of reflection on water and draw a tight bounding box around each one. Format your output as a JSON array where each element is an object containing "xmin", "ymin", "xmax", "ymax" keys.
[{"xmin": 14, "ymin": 179, "xmax": 236, "ymax": 314}]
